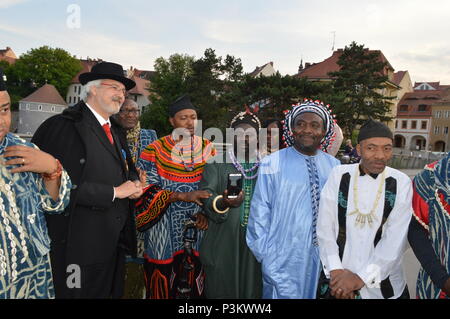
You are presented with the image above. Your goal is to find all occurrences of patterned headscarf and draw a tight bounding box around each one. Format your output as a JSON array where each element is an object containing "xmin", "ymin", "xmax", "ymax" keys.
[{"xmin": 282, "ymin": 99, "xmax": 336, "ymax": 152}]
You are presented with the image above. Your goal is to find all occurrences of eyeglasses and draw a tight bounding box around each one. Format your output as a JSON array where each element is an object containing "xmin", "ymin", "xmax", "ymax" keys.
[
  {"xmin": 100, "ymin": 83, "xmax": 127, "ymax": 96},
  {"xmin": 120, "ymin": 109, "xmax": 140, "ymax": 116}
]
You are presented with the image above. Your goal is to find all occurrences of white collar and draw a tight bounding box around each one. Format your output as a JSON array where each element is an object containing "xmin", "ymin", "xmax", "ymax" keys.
[{"xmin": 85, "ymin": 102, "xmax": 111, "ymax": 127}]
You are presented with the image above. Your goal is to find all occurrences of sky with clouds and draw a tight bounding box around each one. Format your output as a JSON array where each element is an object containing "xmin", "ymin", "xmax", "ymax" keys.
[{"xmin": 1, "ymin": 0, "xmax": 450, "ymax": 84}]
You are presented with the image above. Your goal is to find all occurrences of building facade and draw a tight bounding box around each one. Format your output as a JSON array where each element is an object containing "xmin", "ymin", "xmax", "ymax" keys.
[
  {"xmin": 19, "ymin": 84, "xmax": 67, "ymax": 136},
  {"xmin": 297, "ymin": 49, "xmax": 402, "ymax": 131},
  {"xmin": 394, "ymin": 82, "xmax": 449, "ymax": 151},
  {"xmin": 66, "ymin": 58, "xmax": 102, "ymax": 106},
  {"xmin": 429, "ymin": 101, "xmax": 450, "ymax": 152}
]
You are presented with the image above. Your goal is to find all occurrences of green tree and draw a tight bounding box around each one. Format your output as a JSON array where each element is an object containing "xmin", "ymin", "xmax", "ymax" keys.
[
  {"xmin": 141, "ymin": 49, "xmax": 245, "ymax": 135},
  {"xmin": 327, "ymin": 41, "xmax": 395, "ymax": 138},
  {"xmin": 6, "ymin": 46, "xmax": 82, "ymax": 104},
  {"xmin": 140, "ymin": 53, "xmax": 195, "ymax": 136},
  {"xmin": 0, "ymin": 60, "xmax": 21, "ymax": 109},
  {"xmin": 186, "ymin": 48, "xmax": 245, "ymax": 131},
  {"xmin": 235, "ymin": 73, "xmax": 327, "ymax": 124}
]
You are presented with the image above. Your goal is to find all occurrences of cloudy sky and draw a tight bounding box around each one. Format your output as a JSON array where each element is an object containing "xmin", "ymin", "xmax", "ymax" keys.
[{"xmin": 1, "ymin": 0, "xmax": 450, "ymax": 84}]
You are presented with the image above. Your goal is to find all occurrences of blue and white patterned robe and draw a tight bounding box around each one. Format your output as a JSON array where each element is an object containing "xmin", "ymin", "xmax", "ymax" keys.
[{"xmin": 0, "ymin": 133, "xmax": 71, "ymax": 299}]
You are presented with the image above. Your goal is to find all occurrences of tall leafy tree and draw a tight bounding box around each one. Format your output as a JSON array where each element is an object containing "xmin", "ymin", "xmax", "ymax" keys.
[
  {"xmin": 6, "ymin": 46, "xmax": 82, "ymax": 103},
  {"xmin": 187, "ymin": 48, "xmax": 245, "ymax": 131},
  {"xmin": 236, "ymin": 73, "xmax": 325, "ymax": 123},
  {"xmin": 327, "ymin": 41, "xmax": 395, "ymax": 138},
  {"xmin": 140, "ymin": 53, "xmax": 194, "ymax": 136},
  {"xmin": 142, "ymin": 49, "xmax": 245, "ymax": 134}
]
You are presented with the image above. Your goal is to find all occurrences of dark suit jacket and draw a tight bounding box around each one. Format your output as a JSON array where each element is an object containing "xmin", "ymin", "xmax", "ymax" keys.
[{"xmin": 32, "ymin": 101, "xmax": 138, "ymax": 270}]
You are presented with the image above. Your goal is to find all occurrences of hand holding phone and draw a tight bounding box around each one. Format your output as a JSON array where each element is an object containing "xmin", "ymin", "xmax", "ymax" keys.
[{"xmin": 227, "ymin": 173, "xmax": 243, "ymax": 199}]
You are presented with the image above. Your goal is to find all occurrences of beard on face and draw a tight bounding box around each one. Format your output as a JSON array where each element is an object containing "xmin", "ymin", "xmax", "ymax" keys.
[
  {"xmin": 294, "ymin": 134, "xmax": 321, "ymax": 153},
  {"xmin": 100, "ymin": 96, "xmax": 122, "ymax": 116}
]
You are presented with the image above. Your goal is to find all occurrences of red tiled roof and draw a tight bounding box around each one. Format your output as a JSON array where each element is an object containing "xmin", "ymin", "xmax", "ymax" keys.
[
  {"xmin": 396, "ymin": 88, "xmax": 448, "ymax": 116},
  {"xmin": 128, "ymin": 75, "xmax": 150, "ymax": 96},
  {"xmin": 393, "ymin": 71, "xmax": 407, "ymax": 86},
  {"xmin": 21, "ymin": 84, "xmax": 67, "ymax": 105},
  {"xmin": 297, "ymin": 49, "xmax": 394, "ymax": 80},
  {"xmin": 414, "ymin": 82, "xmax": 440, "ymax": 90}
]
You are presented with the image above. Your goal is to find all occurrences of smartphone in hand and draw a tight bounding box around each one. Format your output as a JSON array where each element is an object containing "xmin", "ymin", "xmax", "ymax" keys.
[{"xmin": 227, "ymin": 173, "xmax": 243, "ymax": 199}]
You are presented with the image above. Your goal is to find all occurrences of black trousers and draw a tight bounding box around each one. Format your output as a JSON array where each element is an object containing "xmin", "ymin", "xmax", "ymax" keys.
[{"xmin": 52, "ymin": 247, "xmax": 126, "ymax": 299}]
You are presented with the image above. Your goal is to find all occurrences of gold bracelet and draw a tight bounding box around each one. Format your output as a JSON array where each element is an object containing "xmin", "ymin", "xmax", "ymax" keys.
[{"xmin": 212, "ymin": 195, "xmax": 230, "ymax": 214}]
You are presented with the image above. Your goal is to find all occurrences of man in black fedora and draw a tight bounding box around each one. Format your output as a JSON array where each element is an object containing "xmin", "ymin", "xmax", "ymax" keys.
[{"xmin": 32, "ymin": 62, "xmax": 144, "ymax": 298}]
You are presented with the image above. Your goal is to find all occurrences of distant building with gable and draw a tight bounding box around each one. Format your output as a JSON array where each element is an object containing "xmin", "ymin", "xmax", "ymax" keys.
[
  {"xmin": 18, "ymin": 84, "xmax": 67, "ymax": 136},
  {"xmin": 297, "ymin": 48, "xmax": 403, "ymax": 131},
  {"xmin": 0, "ymin": 47, "xmax": 18, "ymax": 64},
  {"xmin": 249, "ymin": 62, "xmax": 277, "ymax": 78}
]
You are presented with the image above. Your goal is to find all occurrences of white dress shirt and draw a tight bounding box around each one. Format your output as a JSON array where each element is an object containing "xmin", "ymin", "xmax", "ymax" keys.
[{"xmin": 317, "ymin": 163, "xmax": 413, "ymax": 299}]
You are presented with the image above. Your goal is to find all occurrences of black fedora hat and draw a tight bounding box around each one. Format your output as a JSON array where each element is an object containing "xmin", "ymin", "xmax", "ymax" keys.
[{"xmin": 79, "ymin": 62, "xmax": 136, "ymax": 90}]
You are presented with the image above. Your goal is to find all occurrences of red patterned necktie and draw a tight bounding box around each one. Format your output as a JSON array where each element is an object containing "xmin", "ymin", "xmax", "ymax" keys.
[{"xmin": 102, "ymin": 123, "xmax": 114, "ymax": 144}]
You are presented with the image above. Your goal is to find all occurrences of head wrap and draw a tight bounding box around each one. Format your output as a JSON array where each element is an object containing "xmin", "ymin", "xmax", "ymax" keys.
[
  {"xmin": 0, "ymin": 68, "xmax": 6, "ymax": 91},
  {"xmin": 169, "ymin": 95, "xmax": 197, "ymax": 117},
  {"xmin": 230, "ymin": 111, "xmax": 261, "ymax": 131},
  {"xmin": 282, "ymin": 99, "xmax": 336, "ymax": 152},
  {"xmin": 357, "ymin": 119, "xmax": 393, "ymax": 143}
]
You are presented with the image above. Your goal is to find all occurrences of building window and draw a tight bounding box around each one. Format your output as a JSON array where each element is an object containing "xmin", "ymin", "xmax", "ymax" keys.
[
  {"xmin": 395, "ymin": 120, "xmax": 398, "ymax": 129},
  {"xmin": 401, "ymin": 120, "xmax": 407, "ymax": 129},
  {"xmin": 421, "ymin": 121, "xmax": 427, "ymax": 130},
  {"xmin": 51, "ymin": 106, "xmax": 55, "ymax": 112},
  {"xmin": 446, "ymin": 110, "xmax": 450, "ymax": 118},
  {"xmin": 436, "ymin": 111, "xmax": 441, "ymax": 118},
  {"xmin": 26, "ymin": 104, "xmax": 30, "ymax": 110},
  {"xmin": 38, "ymin": 105, "xmax": 42, "ymax": 111},
  {"xmin": 434, "ymin": 126, "xmax": 440, "ymax": 134},
  {"xmin": 445, "ymin": 127, "xmax": 449, "ymax": 135},
  {"xmin": 399, "ymin": 105, "xmax": 408, "ymax": 112},
  {"xmin": 411, "ymin": 121, "xmax": 417, "ymax": 129},
  {"xmin": 418, "ymin": 104, "xmax": 427, "ymax": 112}
]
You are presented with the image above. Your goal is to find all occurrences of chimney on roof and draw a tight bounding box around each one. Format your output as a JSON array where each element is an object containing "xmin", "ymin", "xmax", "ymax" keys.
[{"xmin": 305, "ymin": 62, "xmax": 311, "ymax": 68}]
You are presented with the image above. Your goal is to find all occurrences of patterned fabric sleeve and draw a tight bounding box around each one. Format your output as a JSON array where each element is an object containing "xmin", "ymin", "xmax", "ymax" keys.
[
  {"xmin": 412, "ymin": 182, "xmax": 430, "ymax": 230},
  {"xmin": 27, "ymin": 141, "xmax": 72, "ymax": 214},
  {"xmin": 135, "ymin": 141, "xmax": 172, "ymax": 232},
  {"xmin": 135, "ymin": 184, "xmax": 172, "ymax": 232}
]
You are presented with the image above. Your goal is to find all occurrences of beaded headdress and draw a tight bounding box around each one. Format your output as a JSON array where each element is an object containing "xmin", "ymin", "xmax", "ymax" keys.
[{"xmin": 282, "ymin": 98, "xmax": 337, "ymax": 152}]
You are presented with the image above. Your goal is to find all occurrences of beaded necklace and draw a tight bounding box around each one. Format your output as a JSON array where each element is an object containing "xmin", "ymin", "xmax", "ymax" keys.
[
  {"xmin": 228, "ymin": 151, "xmax": 260, "ymax": 228},
  {"xmin": 0, "ymin": 168, "xmax": 29, "ymax": 281},
  {"xmin": 228, "ymin": 150, "xmax": 260, "ymax": 180},
  {"xmin": 348, "ymin": 165, "xmax": 386, "ymax": 228},
  {"xmin": 176, "ymin": 136, "xmax": 196, "ymax": 172}
]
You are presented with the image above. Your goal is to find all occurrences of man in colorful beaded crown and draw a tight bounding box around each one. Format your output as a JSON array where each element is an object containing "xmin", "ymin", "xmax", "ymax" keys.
[
  {"xmin": 198, "ymin": 110, "xmax": 263, "ymax": 298},
  {"xmin": 246, "ymin": 99, "xmax": 341, "ymax": 298}
]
